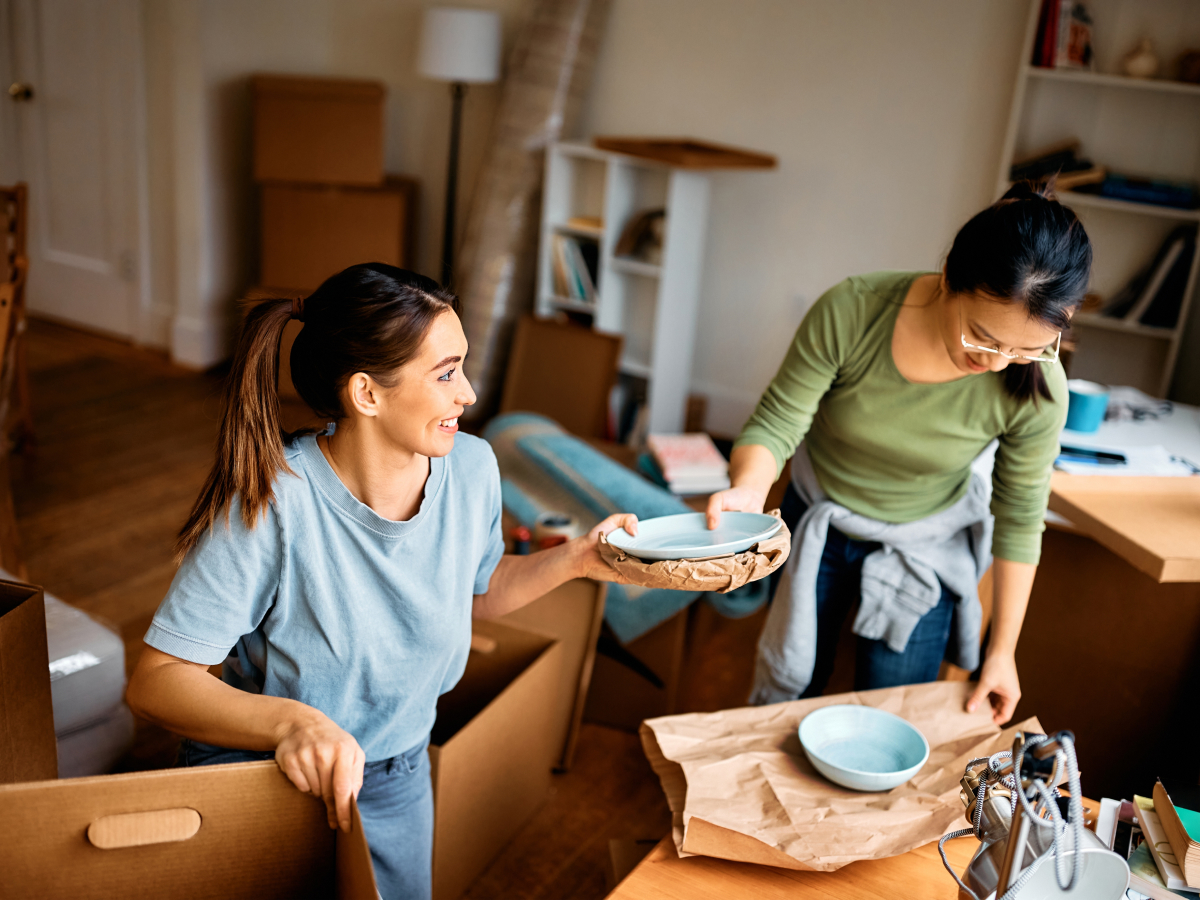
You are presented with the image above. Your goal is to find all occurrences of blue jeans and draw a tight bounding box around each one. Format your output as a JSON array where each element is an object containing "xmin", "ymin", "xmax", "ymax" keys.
[
  {"xmin": 771, "ymin": 483, "xmax": 958, "ymax": 696},
  {"xmin": 181, "ymin": 735, "xmax": 435, "ymax": 900}
]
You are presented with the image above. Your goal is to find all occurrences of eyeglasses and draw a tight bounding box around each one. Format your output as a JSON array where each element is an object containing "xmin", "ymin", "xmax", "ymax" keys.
[{"xmin": 960, "ymin": 305, "xmax": 1061, "ymax": 364}]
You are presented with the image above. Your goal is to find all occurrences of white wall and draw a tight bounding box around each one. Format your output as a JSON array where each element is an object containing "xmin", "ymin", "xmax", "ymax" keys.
[
  {"xmin": 579, "ymin": 0, "xmax": 1031, "ymax": 435},
  {"xmin": 144, "ymin": 0, "xmax": 531, "ymax": 367}
]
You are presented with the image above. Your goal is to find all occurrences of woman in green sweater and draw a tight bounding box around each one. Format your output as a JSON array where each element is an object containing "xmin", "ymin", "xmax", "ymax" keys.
[{"xmin": 707, "ymin": 181, "xmax": 1090, "ymax": 724}]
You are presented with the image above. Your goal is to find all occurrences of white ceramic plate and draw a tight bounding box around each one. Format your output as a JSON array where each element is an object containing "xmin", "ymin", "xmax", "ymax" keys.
[{"xmin": 606, "ymin": 512, "xmax": 782, "ymax": 561}]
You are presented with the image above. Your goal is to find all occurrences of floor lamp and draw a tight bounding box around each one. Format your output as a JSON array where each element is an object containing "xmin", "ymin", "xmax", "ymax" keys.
[{"xmin": 418, "ymin": 7, "xmax": 501, "ymax": 288}]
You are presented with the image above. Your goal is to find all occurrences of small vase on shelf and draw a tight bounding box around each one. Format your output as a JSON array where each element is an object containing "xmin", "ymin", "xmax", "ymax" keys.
[{"xmin": 1121, "ymin": 38, "xmax": 1160, "ymax": 79}]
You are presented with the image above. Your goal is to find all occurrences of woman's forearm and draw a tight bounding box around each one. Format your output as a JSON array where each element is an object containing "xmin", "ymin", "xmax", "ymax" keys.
[
  {"xmin": 127, "ymin": 647, "xmax": 322, "ymax": 750},
  {"xmin": 472, "ymin": 545, "xmax": 584, "ymax": 619},
  {"xmin": 729, "ymin": 444, "xmax": 780, "ymax": 502},
  {"xmin": 988, "ymin": 557, "xmax": 1036, "ymax": 657}
]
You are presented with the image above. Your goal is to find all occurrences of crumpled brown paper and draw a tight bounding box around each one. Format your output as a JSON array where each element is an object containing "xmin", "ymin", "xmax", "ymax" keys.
[
  {"xmin": 640, "ymin": 681, "xmax": 1043, "ymax": 871},
  {"xmin": 598, "ymin": 511, "xmax": 791, "ymax": 593}
]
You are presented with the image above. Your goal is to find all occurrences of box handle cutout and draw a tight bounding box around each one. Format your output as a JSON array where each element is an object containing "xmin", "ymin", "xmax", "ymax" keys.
[
  {"xmin": 469, "ymin": 632, "xmax": 497, "ymax": 654},
  {"xmin": 87, "ymin": 808, "xmax": 202, "ymax": 849}
]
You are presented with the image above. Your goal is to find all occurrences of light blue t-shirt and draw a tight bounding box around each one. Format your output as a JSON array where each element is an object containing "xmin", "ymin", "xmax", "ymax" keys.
[{"xmin": 144, "ymin": 431, "xmax": 505, "ymax": 762}]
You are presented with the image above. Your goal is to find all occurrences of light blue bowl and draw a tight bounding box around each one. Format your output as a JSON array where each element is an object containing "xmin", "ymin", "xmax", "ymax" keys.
[{"xmin": 798, "ymin": 705, "xmax": 930, "ymax": 792}]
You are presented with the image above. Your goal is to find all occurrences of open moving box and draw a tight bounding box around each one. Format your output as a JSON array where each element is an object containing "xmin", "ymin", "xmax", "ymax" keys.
[
  {"xmin": 0, "ymin": 761, "xmax": 377, "ymax": 898},
  {"xmin": 431, "ymin": 618, "xmax": 562, "ymax": 900},
  {"xmin": 501, "ymin": 578, "xmax": 606, "ymax": 770},
  {"xmin": 0, "ymin": 580, "xmax": 56, "ymax": 783}
]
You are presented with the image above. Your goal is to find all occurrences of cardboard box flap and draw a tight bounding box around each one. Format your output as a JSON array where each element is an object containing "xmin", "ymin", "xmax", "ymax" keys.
[
  {"xmin": 432, "ymin": 619, "xmax": 558, "ymax": 744},
  {"xmin": 0, "ymin": 580, "xmax": 57, "ymax": 783},
  {"xmin": 0, "ymin": 760, "xmax": 376, "ymax": 899}
]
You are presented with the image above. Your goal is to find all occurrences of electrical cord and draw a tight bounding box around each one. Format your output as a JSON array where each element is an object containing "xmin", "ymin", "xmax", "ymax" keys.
[{"xmin": 938, "ymin": 734, "xmax": 1083, "ymax": 900}]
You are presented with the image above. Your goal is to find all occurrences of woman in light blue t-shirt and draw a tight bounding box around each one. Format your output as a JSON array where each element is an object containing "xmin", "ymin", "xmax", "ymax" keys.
[{"xmin": 127, "ymin": 265, "xmax": 636, "ymax": 900}]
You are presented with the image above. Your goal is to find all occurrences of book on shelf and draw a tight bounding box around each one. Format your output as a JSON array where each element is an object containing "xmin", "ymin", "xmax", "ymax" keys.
[
  {"xmin": 645, "ymin": 433, "xmax": 731, "ymax": 495},
  {"xmin": 1009, "ymin": 139, "xmax": 1102, "ymax": 189},
  {"xmin": 1157, "ymin": 779, "xmax": 1200, "ymax": 888},
  {"xmin": 1075, "ymin": 174, "xmax": 1200, "ymax": 211},
  {"xmin": 1102, "ymin": 225, "xmax": 1198, "ymax": 329},
  {"xmin": 551, "ymin": 234, "xmax": 599, "ymax": 303},
  {"xmin": 1031, "ymin": 0, "xmax": 1093, "ymax": 69}
]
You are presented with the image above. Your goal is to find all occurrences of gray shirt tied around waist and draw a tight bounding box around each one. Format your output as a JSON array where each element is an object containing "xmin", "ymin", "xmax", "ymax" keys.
[{"xmin": 750, "ymin": 442, "xmax": 995, "ymax": 705}]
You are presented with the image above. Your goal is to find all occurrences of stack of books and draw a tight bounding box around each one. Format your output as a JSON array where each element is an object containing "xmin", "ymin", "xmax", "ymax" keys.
[
  {"xmin": 1010, "ymin": 140, "xmax": 1105, "ymax": 191},
  {"xmin": 1031, "ymin": 0, "xmax": 1093, "ymax": 69},
  {"xmin": 642, "ymin": 433, "xmax": 731, "ymax": 495},
  {"xmin": 1098, "ymin": 794, "xmax": 1194, "ymax": 899},
  {"xmin": 551, "ymin": 234, "xmax": 599, "ymax": 304},
  {"xmin": 1156, "ymin": 779, "xmax": 1200, "ymax": 889},
  {"xmin": 1101, "ymin": 225, "xmax": 1198, "ymax": 330}
]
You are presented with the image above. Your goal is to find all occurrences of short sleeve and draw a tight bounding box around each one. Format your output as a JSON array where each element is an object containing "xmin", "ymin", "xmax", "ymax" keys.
[
  {"xmin": 733, "ymin": 278, "xmax": 861, "ymax": 475},
  {"xmin": 144, "ymin": 497, "xmax": 283, "ymax": 665},
  {"xmin": 473, "ymin": 448, "xmax": 505, "ymax": 595}
]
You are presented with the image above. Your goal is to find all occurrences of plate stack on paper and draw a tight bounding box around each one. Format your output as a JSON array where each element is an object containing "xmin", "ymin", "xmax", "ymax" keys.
[{"xmin": 644, "ymin": 433, "xmax": 731, "ymax": 495}]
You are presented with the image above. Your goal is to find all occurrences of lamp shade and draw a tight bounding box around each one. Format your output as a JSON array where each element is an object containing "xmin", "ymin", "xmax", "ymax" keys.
[{"xmin": 418, "ymin": 8, "xmax": 502, "ymax": 84}]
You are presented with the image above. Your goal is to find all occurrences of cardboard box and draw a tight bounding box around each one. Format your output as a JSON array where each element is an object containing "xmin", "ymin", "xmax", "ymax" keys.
[
  {"xmin": 501, "ymin": 578, "xmax": 606, "ymax": 770},
  {"xmin": 500, "ymin": 316, "xmax": 623, "ymax": 439},
  {"xmin": 260, "ymin": 178, "xmax": 418, "ymax": 293},
  {"xmin": 252, "ymin": 74, "xmax": 385, "ymax": 186},
  {"xmin": 0, "ymin": 760, "xmax": 377, "ymax": 898},
  {"xmin": 431, "ymin": 619, "xmax": 562, "ymax": 900},
  {"xmin": 0, "ymin": 580, "xmax": 56, "ymax": 783}
]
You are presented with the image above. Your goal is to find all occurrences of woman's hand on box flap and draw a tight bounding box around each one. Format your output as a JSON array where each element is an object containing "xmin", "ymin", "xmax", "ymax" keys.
[
  {"xmin": 705, "ymin": 486, "xmax": 766, "ymax": 530},
  {"xmin": 574, "ymin": 513, "xmax": 638, "ymax": 583},
  {"xmin": 274, "ymin": 708, "xmax": 366, "ymax": 832}
]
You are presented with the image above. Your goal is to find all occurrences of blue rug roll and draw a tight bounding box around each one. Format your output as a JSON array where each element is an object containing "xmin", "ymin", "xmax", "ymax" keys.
[{"xmin": 485, "ymin": 413, "xmax": 768, "ymax": 642}]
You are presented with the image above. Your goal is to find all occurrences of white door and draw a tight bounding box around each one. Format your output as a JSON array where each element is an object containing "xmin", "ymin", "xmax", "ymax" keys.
[{"xmin": 6, "ymin": 0, "xmax": 147, "ymax": 338}]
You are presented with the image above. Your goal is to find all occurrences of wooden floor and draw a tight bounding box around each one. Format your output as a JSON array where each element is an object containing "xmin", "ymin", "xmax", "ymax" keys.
[{"xmin": 12, "ymin": 317, "xmax": 769, "ymax": 900}]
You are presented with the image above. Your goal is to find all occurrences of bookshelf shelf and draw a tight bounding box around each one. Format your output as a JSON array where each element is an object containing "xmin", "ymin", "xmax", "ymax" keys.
[
  {"xmin": 1072, "ymin": 313, "xmax": 1176, "ymax": 339},
  {"xmin": 1059, "ymin": 190, "xmax": 1200, "ymax": 223},
  {"xmin": 537, "ymin": 141, "xmax": 712, "ymax": 434},
  {"xmin": 619, "ymin": 358, "xmax": 653, "ymax": 379},
  {"xmin": 610, "ymin": 257, "xmax": 662, "ymax": 278},
  {"xmin": 1025, "ymin": 66, "xmax": 1200, "ymax": 99},
  {"xmin": 999, "ymin": 1, "xmax": 1200, "ymax": 399},
  {"xmin": 548, "ymin": 296, "xmax": 597, "ymax": 314},
  {"xmin": 553, "ymin": 223, "xmax": 604, "ymax": 240}
]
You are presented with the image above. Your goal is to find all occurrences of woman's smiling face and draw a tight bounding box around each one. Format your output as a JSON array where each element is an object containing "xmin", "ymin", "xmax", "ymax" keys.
[{"xmin": 360, "ymin": 309, "xmax": 476, "ymax": 458}]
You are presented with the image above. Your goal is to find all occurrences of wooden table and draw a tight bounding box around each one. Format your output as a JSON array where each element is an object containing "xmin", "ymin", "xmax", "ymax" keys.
[{"xmin": 607, "ymin": 835, "xmax": 976, "ymax": 899}]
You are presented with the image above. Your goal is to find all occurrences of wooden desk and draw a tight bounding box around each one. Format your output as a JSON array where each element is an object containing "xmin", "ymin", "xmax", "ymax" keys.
[
  {"xmin": 1018, "ymin": 472, "xmax": 1200, "ymax": 799},
  {"xmin": 1049, "ymin": 472, "xmax": 1200, "ymax": 582},
  {"xmin": 607, "ymin": 835, "xmax": 976, "ymax": 899}
]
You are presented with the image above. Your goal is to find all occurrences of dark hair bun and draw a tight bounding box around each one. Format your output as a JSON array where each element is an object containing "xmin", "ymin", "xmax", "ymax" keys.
[{"xmin": 1002, "ymin": 178, "xmax": 1057, "ymax": 203}]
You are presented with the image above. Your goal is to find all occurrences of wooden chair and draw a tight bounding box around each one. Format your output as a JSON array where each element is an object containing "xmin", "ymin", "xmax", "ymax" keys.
[
  {"xmin": 0, "ymin": 184, "xmax": 33, "ymax": 452},
  {"xmin": 0, "ymin": 184, "xmax": 32, "ymax": 576}
]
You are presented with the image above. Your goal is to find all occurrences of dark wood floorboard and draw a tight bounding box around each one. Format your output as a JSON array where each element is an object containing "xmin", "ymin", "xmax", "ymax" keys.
[{"xmin": 13, "ymin": 317, "xmax": 763, "ymax": 899}]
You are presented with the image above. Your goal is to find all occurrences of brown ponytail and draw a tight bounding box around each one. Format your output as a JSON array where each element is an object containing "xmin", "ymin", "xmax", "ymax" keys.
[{"xmin": 175, "ymin": 263, "xmax": 457, "ymax": 559}]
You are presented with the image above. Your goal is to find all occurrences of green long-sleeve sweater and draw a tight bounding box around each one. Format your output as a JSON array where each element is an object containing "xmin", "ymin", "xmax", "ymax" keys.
[{"xmin": 734, "ymin": 271, "xmax": 1066, "ymax": 565}]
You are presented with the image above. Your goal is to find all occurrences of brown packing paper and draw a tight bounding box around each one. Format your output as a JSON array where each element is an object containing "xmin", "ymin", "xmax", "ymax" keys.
[
  {"xmin": 640, "ymin": 681, "xmax": 1044, "ymax": 871},
  {"xmin": 599, "ymin": 511, "xmax": 790, "ymax": 593}
]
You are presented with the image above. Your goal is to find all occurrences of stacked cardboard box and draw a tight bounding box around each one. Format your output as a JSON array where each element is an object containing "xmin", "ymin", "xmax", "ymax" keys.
[
  {"xmin": 252, "ymin": 74, "xmax": 418, "ymax": 293},
  {"xmin": 252, "ymin": 75, "xmax": 418, "ymax": 401}
]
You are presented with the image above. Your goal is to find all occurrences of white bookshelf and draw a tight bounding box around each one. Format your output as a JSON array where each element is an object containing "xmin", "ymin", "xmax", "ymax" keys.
[
  {"xmin": 997, "ymin": 0, "xmax": 1200, "ymax": 397},
  {"xmin": 535, "ymin": 141, "xmax": 711, "ymax": 434}
]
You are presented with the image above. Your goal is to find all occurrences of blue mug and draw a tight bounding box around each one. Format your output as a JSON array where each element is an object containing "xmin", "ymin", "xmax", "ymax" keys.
[{"xmin": 1065, "ymin": 379, "xmax": 1109, "ymax": 433}]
